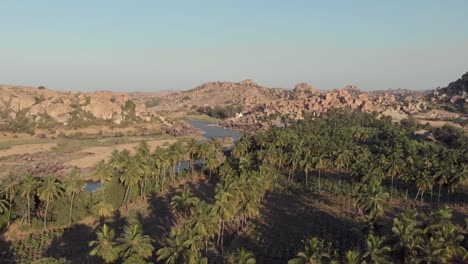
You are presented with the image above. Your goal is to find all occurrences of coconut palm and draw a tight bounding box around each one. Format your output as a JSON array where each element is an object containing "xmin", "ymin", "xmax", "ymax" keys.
[
  {"xmin": 232, "ymin": 248, "xmax": 256, "ymax": 264},
  {"xmin": 344, "ymin": 249, "xmax": 361, "ymax": 264},
  {"xmin": 288, "ymin": 237, "xmax": 331, "ymax": 264},
  {"xmin": 355, "ymin": 181, "xmax": 389, "ymax": 225},
  {"xmin": 20, "ymin": 173, "xmax": 37, "ymax": 228},
  {"xmin": 117, "ymin": 224, "xmax": 154, "ymax": 260},
  {"xmin": 92, "ymin": 160, "xmax": 113, "ymax": 195},
  {"xmin": 63, "ymin": 168, "xmax": 86, "ymax": 228},
  {"xmin": 109, "ymin": 149, "xmax": 130, "ymax": 174},
  {"xmin": 119, "ymin": 157, "xmax": 143, "ymax": 209},
  {"xmin": 157, "ymin": 228, "xmax": 191, "ymax": 264},
  {"xmin": 37, "ymin": 175, "xmax": 63, "ymax": 228},
  {"xmin": 362, "ymin": 233, "xmax": 391, "ymax": 264},
  {"xmin": 213, "ymin": 189, "xmax": 235, "ymax": 248},
  {"xmin": 312, "ymin": 153, "xmax": 329, "ymax": 193},
  {"xmin": 92, "ymin": 200, "xmax": 115, "ymax": 219},
  {"xmin": 171, "ymin": 186, "xmax": 200, "ymax": 218},
  {"xmin": 390, "ymin": 210, "xmax": 422, "ymax": 262},
  {"xmin": 300, "ymin": 150, "xmax": 314, "ymax": 187},
  {"xmin": 188, "ymin": 201, "xmax": 216, "ymax": 252},
  {"xmin": 1, "ymin": 172, "xmax": 19, "ymax": 227},
  {"xmin": 185, "ymin": 138, "xmax": 198, "ymax": 176},
  {"xmin": 89, "ymin": 224, "xmax": 118, "ymax": 263},
  {"xmin": 0, "ymin": 192, "xmax": 8, "ymax": 214}
]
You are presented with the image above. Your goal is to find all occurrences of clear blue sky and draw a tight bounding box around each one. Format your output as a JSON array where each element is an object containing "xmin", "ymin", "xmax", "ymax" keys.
[{"xmin": 1, "ymin": 0, "xmax": 467, "ymax": 91}]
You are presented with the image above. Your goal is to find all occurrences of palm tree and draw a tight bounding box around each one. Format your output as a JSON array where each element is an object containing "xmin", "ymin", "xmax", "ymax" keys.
[
  {"xmin": 117, "ymin": 224, "xmax": 154, "ymax": 260},
  {"xmin": 119, "ymin": 157, "xmax": 143, "ymax": 209},
  {"xmin": 0, "ymin": 192, "xmax": 8, "ymax": 214},
  {"xmin": 157, "ymin": 228, "xmax": 190, "ymax": 264},
  {"xmin": 135, "ymin": 141, "xmax": 152, "ymax": 198},
  {"xmin": 312, "ymin": 153, "xmax": 329, "ymax": 193},
  {"xmin": 355, "ymin": 181, "xmax": 389, "ymax": 225},
  {"xmin": 188, "ymin": 201, "xmax": 216, "ymax": 252},
  {"xmin": 362, "ymin": 233, "xmax": 391, "ymax": 264},
  {"xmin": 2, "ymin": 172, "xmax": 19, "ymax": 227},
  {"xmin": 171, "ymin": 186, "xmax": 200, "ymax": 218},
  {"xmin": 20, "ymin": 173, "xmax": 37, "ymax": 228},
  {"xmin": 92, "ymin": 160, "xmax": 113, "ymax": 195},
  {"xmin": 300, "ymin": 150, "xmax": 314, "ymax": 187},
  {"xmin": 92, "ymin": 200, "xmax": 115, "ymax": 219},
  {"xmin": 213, "ymin": 189, "xmax": 235, "ymax": 248},
  {"xmin": 89, "ymin": 224, "xmax": 118, "ymax": 263},
  {"xmin": 391, "ymin": 210, "xmax": 422, "ymax": 262},
  {"xmin": 109, "ymin": 149, "xmax": 131, "ymax": 174},
  {"xmin": 63, "ymin": 168, "xmax": 85, "ymax": 228},
  {"xmin": 344, "ymin": 249, "xmax": 361, "ymax": 264},
  {"xmin": 386, "ymin": 154, "xmax": 402, "ymax": 199},
  {"xmin": 37, "ymin": 175, "xmax": 62, "ymax": 228},
  {"xmin": 185, "ymin": 138, "xmax": 198, "ymax": 176},
  {"xmin": 288, "ymin": 237, "xmax": 331, "ymax": 264},
  {"xmin": 232, "ymin": 248, "xmax": 256, "ymax": 264}
]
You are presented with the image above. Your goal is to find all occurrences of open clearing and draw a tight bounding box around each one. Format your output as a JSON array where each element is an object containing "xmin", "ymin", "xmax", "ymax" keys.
[
  {"xmin": 0, "ymin": 143, "xmax": 57, "ymax": 158},
  {"xmin": 65, "ymin": 139, "xmax": 176, "ymax": 168}
]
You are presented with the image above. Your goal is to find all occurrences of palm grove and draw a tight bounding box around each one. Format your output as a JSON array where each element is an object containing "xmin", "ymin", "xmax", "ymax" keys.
[{"xmin": 0, "ymin": 110, "xmax": 467, "ymax": 263}]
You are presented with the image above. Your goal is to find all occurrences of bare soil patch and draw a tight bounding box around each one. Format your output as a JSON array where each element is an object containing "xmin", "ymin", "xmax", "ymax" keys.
[
  {"xmin": 66, "ymin": 139, "xmax": 175, "ymax": 168},
  {"xmin": 0, "ymin": 143, "xmax": 57, "ymax": 158}
]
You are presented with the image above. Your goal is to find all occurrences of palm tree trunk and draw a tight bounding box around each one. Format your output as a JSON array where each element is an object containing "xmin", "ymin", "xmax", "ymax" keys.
[
  {"xmin": 221, "ymin": 220, "xmax": 225, "ymax": 250},
  {"xmin": 305, "ymin": 171, "xmax": 308, "ymax": 186},
  {"xmin": 414, "ymin": 188, "xmax": 420, "ymax": 200},
  {"xmin": 318, "ymin": 169, "xmax": 322, "ymax": 193},
  {"xmin": 101, "ymin": 181, "xmax": 105, "ymax": 195},
  {"xmin": 7, "ymin": 196, "xmax": 13, "ymax": 227},
  {"xmin": 391, "ymin": 175, "xmax": 394, "ymax": 199},
  {"xmin": 27, "ymin": 194, "xmax": 31, "ymax": 229},
  {"xmin": 217, "ymin": 219, "xmax": 222, "ymax": 246},
  {"xmin": 44, "ymin": 197, "xmax": 50, "ymax": 228},
  {"xmin": 68, "ymin": 192, "xmax": 75, "ymax": 228},
  {"xmin": 438, "ymin": 184, "xmax": 442, "ymax": 205},
  {"xmin": 121, "ymin": 185, "xmax": 130, "ymax": 210}
]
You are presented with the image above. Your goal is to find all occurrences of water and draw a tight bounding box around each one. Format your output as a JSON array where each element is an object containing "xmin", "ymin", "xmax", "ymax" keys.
[
  {"xmin": 185, "ymin": 120, "xmax": 242, "ymax": 141},
  {"xmin": 85, "ymin": 120, "xmax": 241, "ymax": 191},
  {"xmin": 85, "ymin": 181, "xmax": 102, "ymax": 192}
]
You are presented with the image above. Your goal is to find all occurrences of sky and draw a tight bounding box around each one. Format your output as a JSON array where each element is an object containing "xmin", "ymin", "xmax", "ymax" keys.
[{"xmin": 1, "ymin": 0, "xmax": 467, "ymax": 92}]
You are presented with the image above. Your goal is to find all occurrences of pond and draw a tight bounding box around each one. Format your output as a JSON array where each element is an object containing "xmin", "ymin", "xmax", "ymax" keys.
[
  {"xmin": 85, "ymin": 181, "xmax": 102, "ymax": 192},
  {"xmin": 185, "ymin": 120, "xmax": 242, "ymax": 141},
  {"xmin": 85, "ymin": 121, "xmax": 241, "ymax": 192}
]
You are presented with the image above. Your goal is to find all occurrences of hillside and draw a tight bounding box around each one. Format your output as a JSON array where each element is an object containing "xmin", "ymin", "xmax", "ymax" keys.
[
  {"xmin": 149, "ymin": 79, "xmax": 285, "ymax": 112},
  {"xmin": 430, "ymin": 71, "xmax": 468, "ymax": 113},
  {"xmin": 0, "ymin": 85, "xmax": 163, "ymax": 134}
]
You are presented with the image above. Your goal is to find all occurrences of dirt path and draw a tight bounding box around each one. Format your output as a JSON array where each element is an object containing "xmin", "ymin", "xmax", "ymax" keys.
[
  {"xmin": 0, "ymin": 143, "xmax": 57, "ymax": 158},
  {"xmin": 66, "ymin": 139, "xmax": 176, "ymax": 168}
]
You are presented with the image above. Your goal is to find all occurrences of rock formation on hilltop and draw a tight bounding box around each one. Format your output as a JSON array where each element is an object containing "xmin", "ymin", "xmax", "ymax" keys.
[
  {"xmin": 0, "ymin": 85, "xmax": 160, "ymax": 132},
  {"xmin": 430, "ymin": 72, "xmax": 468, "ymax": 113},
  {"xmin": 149, "ymin": 79, "xmax": 284, "ymax": 112}
]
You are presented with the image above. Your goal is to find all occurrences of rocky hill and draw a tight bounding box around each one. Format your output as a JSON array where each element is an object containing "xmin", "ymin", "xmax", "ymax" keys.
[
  {"xmin": 430, "ymin": 71, "xmax": 468, "ymax": 113},
  {"xmin": 0, "ymin": 85, "xmax": 159, "ymax": 133},
  {"xmin": 139, "ymin": 78, "xmax": 438, "ymax": 131},
  {"xmin": 149, "ymin": 79, "xmax": 285, "ymax": 112}
]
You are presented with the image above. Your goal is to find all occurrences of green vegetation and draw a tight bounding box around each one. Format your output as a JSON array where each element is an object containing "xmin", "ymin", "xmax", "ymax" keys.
[
  {"xmin": 197, "ymin": 105, "xmax": 243, "ymax": 119},
  {"xmin": 178, "ymin": 114, "xmax": 221, "ymax": 122},
  {"xmin": 0, "ymin": 109, "xmax": 36, "ymax": 135},
  {"xmin": 0, "ymin": 111, "xmax": 466, "ymax": 263}
]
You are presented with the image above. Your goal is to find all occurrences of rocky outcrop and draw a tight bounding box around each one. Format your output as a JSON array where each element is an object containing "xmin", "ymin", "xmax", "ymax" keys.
[
  {"xmin": 0, "ymin": 85, "xmax": 157, "ymax": 126},
  {"xmin": 430, "ymin": 72, "xmax": 468, "ymax": 113}
]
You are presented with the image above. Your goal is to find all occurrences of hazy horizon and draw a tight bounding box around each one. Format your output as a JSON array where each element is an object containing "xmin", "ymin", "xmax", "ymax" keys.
[{"xmin": 1, "ymin": 0, "xmax": 467, "ymax": 92}]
